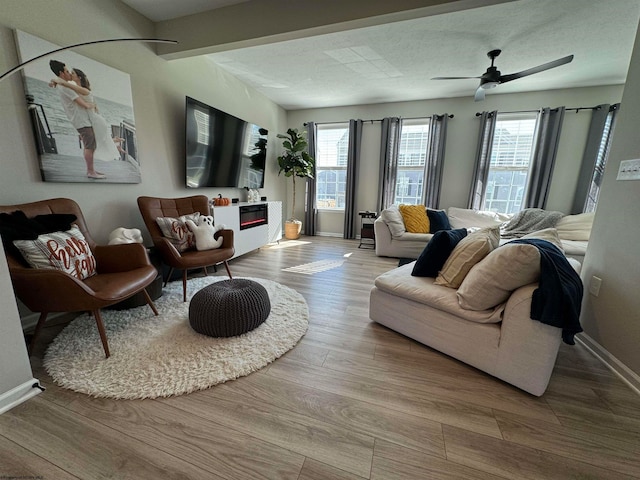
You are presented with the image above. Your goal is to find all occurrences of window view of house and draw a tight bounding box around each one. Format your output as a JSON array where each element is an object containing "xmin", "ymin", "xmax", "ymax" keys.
[
  {"xmin": 315, "ymin": 123, "xmax": 349, "ymax": 209},
  {"xmin": 482, "ymin": 113, "xmax": 538, "ymax": 214},
  {"xmin": 394, "ymin": 119, "xmax": 430, "ymax": 205}
]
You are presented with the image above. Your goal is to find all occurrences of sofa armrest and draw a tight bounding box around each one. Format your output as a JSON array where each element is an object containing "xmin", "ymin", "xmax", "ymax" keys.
[
  {"xmin": 495, "ymin": 284, "xmax": 562, "ymax": 396},
  {"xmin": 374, "ymin": 217, "xmax": 393, "ymax": 256}
]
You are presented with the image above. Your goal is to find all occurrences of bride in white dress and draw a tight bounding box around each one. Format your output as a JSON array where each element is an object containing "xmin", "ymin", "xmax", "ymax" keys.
[{"xmin": 50, "ymin": 69, "xmax": 123, "ymax": 163}]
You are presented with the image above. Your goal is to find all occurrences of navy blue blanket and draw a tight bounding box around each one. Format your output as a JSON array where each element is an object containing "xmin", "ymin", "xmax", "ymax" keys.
[{"xmin": 508, "ymin": 239, "xmax": 584, "ymax": 345}]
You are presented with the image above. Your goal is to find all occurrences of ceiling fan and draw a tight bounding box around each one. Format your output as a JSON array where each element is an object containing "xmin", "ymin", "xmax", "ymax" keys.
[{"xmin": 432, "ymin": 49, "xmax": 574, "ymax": 101}]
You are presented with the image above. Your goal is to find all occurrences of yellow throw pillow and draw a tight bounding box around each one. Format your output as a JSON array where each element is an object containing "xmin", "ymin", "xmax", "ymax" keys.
[{"xmin": 398, "ymin": 205, "xmax": 430, "ymax": 233}]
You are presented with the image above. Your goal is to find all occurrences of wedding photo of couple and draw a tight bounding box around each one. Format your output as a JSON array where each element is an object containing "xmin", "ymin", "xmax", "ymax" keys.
[{"xmin": 16, "ymin": 29, "xmax": 141, "ymax": 184}]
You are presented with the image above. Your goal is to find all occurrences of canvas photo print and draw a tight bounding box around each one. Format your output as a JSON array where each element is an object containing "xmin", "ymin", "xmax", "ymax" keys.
[{"xmin": 15, "ymin": 30, "xmax": 141, "ymax": 183}]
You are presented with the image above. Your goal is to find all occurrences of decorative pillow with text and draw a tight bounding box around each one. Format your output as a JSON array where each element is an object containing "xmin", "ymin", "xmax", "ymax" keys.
[
  {"xmin": 13, "ymin": 225, "xmax": 96, "ymax": 280},
  {"xmin": 156, "ymin": 212, "xmax": 200, "ymax": 252}
]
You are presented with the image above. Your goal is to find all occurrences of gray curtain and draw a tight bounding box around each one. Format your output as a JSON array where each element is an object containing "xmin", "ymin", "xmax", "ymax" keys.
[
  {"xmin": 524, "ymin": 107, "xmax": 565, "ymax": 209},
  {"xmin": 571, "ymin": 104, "xmax": 620, "ymax": 214},
  {"xmin": 377, "ymin": 117, "xmax": 402, "ymax": 212},
  {"xmin": 468, "ymin": 111, "xmax": 497, "ymax": 209},
  {"xmin": 422, "ymin": 114, "xmax": 449, "ymax": 209},
  {"xmin": 304, "ymin": 122, "xmax": 317, "ymax": 235},
  {"xmin": 344, "ymin": 119, "xmax": 363, "ymax": 239}
]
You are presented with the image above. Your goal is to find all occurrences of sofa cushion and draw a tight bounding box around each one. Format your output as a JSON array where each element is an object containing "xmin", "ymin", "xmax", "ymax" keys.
[
  {"xmin": 412, "ymin": 228, "xmax": 467, "ymax": 277},
  {"xmin": 380, "ymin": 205, "xmax": 406, "ymax": 238},
  {"xmin": 399, "ymin": 205, "xmax": 429, "ymax": 233},
  {"xmin": 521, "ymin": 228, "xmax": 564, "ymax": 252},
  {"xmin": 434, "ymin": 226, "xmax": 500, "ymax": 288},
  {"xmin": 13, "ymin": 225, "xmax": 97, "ymax": 280},
  {"xmin": 375, "ymin": 263, "xmax": 504, "ymax": 323},
  {"xmin": 556, "ymin": 212, "xmax": 594, "ymax": 241},
  {"xmin": 447, "ymin": 207, "xmax": 510, "ymax": 229},
  {"xmin": 458, "ymin": 242, "xmax": 541, "ymax": 311},
  {"xmin": 156, "ymin": 212, "xmax": 200, "ymax": 252},
  {"xmin": 427, "ymin": 209, "xmax": 452, "ymax": 233}
]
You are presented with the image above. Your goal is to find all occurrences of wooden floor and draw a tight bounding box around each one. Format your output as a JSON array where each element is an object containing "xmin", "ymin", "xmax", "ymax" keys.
[{"xmin": 2, "ymin": 236, "xmax": 640, "ymax": 479}]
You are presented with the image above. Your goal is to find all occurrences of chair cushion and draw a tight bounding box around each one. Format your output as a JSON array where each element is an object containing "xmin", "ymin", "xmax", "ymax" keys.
[
  {"xmin": 555, "ymin": 212, "xmax": 594, "ymax": 241},
  {"xmin": 412, "ymin": 228, "xmax": 467, "ymax": 277},
  {"xmin": 434, "ymin": 226, "xmax": 500, "ymax": 288},
  {"xmin": 399, "ymin": 205, "xmax": 429, "ymax": 233},
  {"xmin": 156, "ymin": 212, "xmax": 200, "ymax": 252},
  {"xmin": 12, "ymin": 225, "xmax": 97, "ymax": 280}
]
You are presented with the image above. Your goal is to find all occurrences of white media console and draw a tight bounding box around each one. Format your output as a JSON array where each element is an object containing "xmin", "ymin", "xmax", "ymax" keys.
[{"xmin": 212, "ymin": 201, "xmax": 282, "ymax": 259}]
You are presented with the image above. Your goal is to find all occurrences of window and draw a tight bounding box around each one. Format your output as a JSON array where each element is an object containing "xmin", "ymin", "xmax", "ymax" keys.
[
  {"xmin": 394, "ymin": 119, "xmax": 430, "ymax": 205},
  {"xmin": 584, "ymin": 109, "xmax": 616, "ymax": 213},
  {"xmin": 482, "ymin": 113, "xmax": 537, "ymax": 214},
  {"xmin": 315, "ymin": 123, "xmax": 349, "ymax": 209}
]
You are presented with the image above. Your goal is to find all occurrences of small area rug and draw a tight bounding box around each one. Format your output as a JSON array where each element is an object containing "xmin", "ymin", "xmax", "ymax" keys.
[{"xmin": 43, "ymin": 276, "xmax": 308, "ymax": 400}]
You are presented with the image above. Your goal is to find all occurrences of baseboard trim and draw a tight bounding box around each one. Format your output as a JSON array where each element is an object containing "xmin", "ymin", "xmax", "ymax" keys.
[
  {"xmin": 0, "ymin": 379, "xmax": 43, "ymax": 415},
  {"xmin": 576, "ymin": 333, "xmax": 640, "ymax": 396}
]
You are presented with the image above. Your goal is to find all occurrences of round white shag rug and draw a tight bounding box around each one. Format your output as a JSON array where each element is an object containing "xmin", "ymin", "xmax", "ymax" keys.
[{"xmin": 43, "ymin": 276, "xmax": 308, "ymax": 399}]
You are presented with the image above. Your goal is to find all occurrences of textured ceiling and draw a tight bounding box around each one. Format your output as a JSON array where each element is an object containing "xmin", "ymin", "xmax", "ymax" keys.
[{"xmin": 122, "ymin": 0, "xmax": 640, "ymax": 110}]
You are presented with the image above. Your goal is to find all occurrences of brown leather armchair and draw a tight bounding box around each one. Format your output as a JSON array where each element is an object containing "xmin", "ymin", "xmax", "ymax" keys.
[
  {"xmin": 0, "ymin": 198, "xmax": 159, "ymax": 358},
  {"xmin": 137, "ymin": 195, "xmax": 234, "ymax": 302}
]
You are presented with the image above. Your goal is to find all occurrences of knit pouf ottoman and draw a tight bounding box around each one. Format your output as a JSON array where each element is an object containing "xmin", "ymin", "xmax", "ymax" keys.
[{"xmin": 189, "ymin": 279, "xmax": 271, "ymax": 337}]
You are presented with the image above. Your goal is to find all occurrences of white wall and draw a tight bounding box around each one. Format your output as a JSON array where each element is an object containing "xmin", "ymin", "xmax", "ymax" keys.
[
  {"xmin": 0, "ymin": 0, "xmax": 288, "ymax": 244},
  {"xmin": 288, "ymin": 85, "xmax": 623, "ymax": 235},
  {"xmin": 579, "ymin": 22, "xmax": 640, "ymax": 378}
]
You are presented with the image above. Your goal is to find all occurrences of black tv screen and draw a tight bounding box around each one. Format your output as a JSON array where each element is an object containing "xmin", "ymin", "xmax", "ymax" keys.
[{"xmin": 185, "ymin": 96, "xmax": 267, "ymax": 189}]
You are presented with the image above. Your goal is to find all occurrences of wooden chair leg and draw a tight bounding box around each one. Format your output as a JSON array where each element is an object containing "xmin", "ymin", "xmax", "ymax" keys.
[
  {"xmin": 182, "ymin": 270, "xmax": 188, "ymax": 302},
  {"xmin": 164, "ymin": 267, "xmax": 174, "ymax": 287},
  {"xmin": 142, "ymin": 289, "xmax": 159, "ymax": 316},
  {"xmin": 224, "ymin": 261, "xmax": 233, "ymax": 279},
  {"xmin": 27, "ymin": 312, "xmax": 49, "ymax": 356},
  {"xmin": 92, "ymin": 309, "xmax": 110, "ymax": 358}
]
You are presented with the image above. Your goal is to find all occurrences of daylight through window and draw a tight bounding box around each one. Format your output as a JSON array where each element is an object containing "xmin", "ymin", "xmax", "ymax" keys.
[
  {"xmin": 315, "ymin": 123, "xmax": 349, "ymax": 209},
  {"xmin": 394, "ymin": 119, "xmax": 430, "ymax": 205}
]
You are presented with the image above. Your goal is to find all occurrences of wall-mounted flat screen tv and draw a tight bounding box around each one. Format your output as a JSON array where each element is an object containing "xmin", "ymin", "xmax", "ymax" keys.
[{"xmin": 185, "ymin": 96, "xmax": 267, "ymax": 189}]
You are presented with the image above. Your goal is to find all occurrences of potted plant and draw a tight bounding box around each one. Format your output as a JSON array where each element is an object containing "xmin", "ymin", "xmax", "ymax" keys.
[{"xmin": 277, "ymin": 128, "xmax": 315, "ymax": 239}]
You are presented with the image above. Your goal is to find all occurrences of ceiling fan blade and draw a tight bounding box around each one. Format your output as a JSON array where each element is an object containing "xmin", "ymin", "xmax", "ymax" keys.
[
  {"xmin": 431, "ymin": 76, "xmax": 480, "ymax": 80},
  {"xmin": 499, "ymin": 54, "xmax": 574, "ymax": 83},
  {"xmin": 474, "ymin": 86, "xmax": 486, "ymax": 102}
]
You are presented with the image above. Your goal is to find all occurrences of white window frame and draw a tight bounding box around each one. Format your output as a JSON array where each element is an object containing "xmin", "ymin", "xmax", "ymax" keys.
[
  {"xmin": 394, "ymin": 118, "xmax": 430, "ymax": 205},
  {"xmin": 315, "ymin": 123, "xmax": 349, "ymax": 211}
]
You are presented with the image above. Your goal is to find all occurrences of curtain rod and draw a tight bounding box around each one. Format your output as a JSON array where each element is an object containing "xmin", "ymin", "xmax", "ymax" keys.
[
  {"xmin": 475, "ymin": 105, "xmax": 612, "ymax": 117},
  {"xmin": 304, "ymin": 114, "xmax": 454, "ymax": 126}
]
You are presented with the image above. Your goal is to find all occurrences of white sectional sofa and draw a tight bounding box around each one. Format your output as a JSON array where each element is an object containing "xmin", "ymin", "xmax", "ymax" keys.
[
  {"xmin": 369, "ymin": 229, "xmax": 583, "ymax": 396},
  {"xmin": 374, "ymin": 206, "xmax": 592, "ymax": 262}
]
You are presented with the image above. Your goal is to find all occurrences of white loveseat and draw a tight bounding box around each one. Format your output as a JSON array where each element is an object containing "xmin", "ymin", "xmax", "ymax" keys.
[
  {"xmin": 370, "ymin": 236, "xmax": 582, "ymax": 396},
  {"xmin": 374, "ymin": 206, "xmax": 592, "ymax": 262}
]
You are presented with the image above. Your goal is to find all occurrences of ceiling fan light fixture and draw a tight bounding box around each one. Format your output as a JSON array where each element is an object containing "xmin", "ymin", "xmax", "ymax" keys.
[{"xmin": 481, "ymin": 81, "xmax": 499, "ymax": 90}]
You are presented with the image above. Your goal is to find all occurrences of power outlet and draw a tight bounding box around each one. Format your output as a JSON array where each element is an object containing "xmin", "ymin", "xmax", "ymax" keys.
[{"xmin": 589, "ymin": 276, "xmax": 602, "ymax": 297}]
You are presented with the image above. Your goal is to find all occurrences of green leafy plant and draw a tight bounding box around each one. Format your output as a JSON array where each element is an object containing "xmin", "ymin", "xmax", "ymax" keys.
[{"xmin": 277, "ymin": 128, "xmax": 315, "ymax": 221}]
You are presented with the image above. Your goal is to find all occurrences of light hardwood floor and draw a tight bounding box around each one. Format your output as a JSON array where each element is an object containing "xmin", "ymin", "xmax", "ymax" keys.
[{"xmin": 2, "ymin": 236, "xmax": 640, "ymax": 479}]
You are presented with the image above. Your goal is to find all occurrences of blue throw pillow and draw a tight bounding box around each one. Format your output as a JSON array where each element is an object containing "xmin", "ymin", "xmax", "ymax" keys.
[
  {"xmin": 411, "ymin": 228, "xmax": 467, "ymax": 277},
  {"xmin": 427, "ymin": 209, "xmax": 452, "ymax": 233}
]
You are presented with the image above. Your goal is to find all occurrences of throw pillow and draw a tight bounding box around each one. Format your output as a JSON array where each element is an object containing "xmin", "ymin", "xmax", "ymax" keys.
[
  {"xmin": 555, "ymin": 212, "xmax": 595, "ymax": 241},
  {"xmin": 399, "ymin": 205, "xmax": 429, "ymax": 233},
  {"xmin": 156, "ymin": 212, "xmax": 200, "ymax": 252},
  {"xmin": 434, "ymin": 226, "xmax": 500, "ymax": 288},
  {"xmin": 521, "ymin": 228, "xmax": 564, "ymax": 252},
  {"xmin": 12, "ymin": 225, "xmax": 97, "ymax": 280},
  {"xmin": 426, "ymin": 209, "xmax": 452, "ymax": 233},
  {"xmin": 380, "ymin": 205, "xmax": 406, "ymax": 238},
  {"xmin": 458, "ymin": 243, "xmax": 541, "ymax": 311},
  {"xmin": 412, "ymin": 228, "xmax": 467, "ymax": 277}
]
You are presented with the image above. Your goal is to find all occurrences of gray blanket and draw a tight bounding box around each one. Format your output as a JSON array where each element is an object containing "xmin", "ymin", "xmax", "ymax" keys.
[{"xmin": 500, "ymin": 208, "xmax": 565, "ymax": 238}]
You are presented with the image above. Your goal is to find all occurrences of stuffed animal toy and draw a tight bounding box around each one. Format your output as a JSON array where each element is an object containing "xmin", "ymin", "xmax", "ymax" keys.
[
  {"xmin": 185, "ymin": 215, "xmax": 226, "ymax": 251},
  {"xmin": 107, "ymin": 227, "xmax": 143, "ymax": 245}
]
